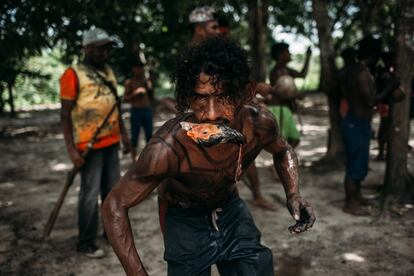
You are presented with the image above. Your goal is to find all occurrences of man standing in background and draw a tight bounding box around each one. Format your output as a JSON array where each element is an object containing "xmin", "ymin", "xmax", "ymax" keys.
[
  {"xmin": 268, "ymin": 42, "xmax": 311, "ymax": 148},
  {"xmin": 189, "ymin": 6, "xmax": 221, "ymax": 45},
  {"xmin": 60, "ymin": 27, "xmax": 130, "ymax": 258},
  {"xmin": 124, "ymin": 61, "xmax": 154, "ymax": 161},
  {"xmin": 339, "ymin": 37, "xmax": 381, "ymax": 216}
]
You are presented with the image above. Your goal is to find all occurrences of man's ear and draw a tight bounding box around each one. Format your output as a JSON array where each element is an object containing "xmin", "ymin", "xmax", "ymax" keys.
[
  {"xmin": 194, "ymin": 24, "xmax": 204, "ymax": 36},
  {"xmin": 83, "ymin": 45, "xmax": 92, "ymax": 56}
]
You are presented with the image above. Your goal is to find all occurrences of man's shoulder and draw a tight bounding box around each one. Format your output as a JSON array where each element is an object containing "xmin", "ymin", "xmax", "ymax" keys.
[
  {"xmin": 152, "ymin": 113, "xmax": 192, "ymax": 143},
  {"xmin": 241, "ymin": 104, "xmax": 274, "ymax": 122},
  {"xmin": 241, "ymin": 105, "xmax": 278, "ymax": 131},
  {"xmin": 140, "ymin": 113, "xmax": 193, "ymax": 163},
  {"xmin": 241, "ymin": 104, "xmax": 278, "ymax": 145}
]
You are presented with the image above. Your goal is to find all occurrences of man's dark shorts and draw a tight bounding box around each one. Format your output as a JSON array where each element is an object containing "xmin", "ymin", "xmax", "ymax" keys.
[
  {"xmin": 341, "ymin": 114, "xmax": 371, "ymax": 181},
  {"xmin": 163, "ymin": 193, "xmax": 274, "ymax": 276}
]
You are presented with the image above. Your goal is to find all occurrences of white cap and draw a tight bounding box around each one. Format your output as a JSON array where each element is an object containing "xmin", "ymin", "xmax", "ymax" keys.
[
  {"xmin": 189, "ymin": 6, "xmax": 216, "ymax": 24},
  {"xmin": 82, "ymin": 27, "xmax": 114, "ymax": 47}
]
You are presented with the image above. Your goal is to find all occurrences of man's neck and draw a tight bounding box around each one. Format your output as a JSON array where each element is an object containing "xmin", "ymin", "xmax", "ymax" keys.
[
  {"xmin": 276, "ymin": 61, "xmax": 288, "ymax": 68},
  {"xmin": 132, "ymin": 73, "xmax": 144, "ymax": 80}
]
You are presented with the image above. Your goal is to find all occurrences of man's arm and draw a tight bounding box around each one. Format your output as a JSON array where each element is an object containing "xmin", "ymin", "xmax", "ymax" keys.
[
  {"xmin": 357, "ymin": 66, "xmax": 376, "ymax": 106},
  {"xmin": 123, "ymin": 80, "xmax": 134, "ymax": 103},
  {"xmin": 61, "ymin": 99, "xmax": 85, "ymax": 168},
  {"xmin": 119, "ymin": 109, "xmax": 131, "ymax": 154},
  {"xmin": 256, "ymin": 107, "xmax": 315, "ymax": 233},
  {"xmin": 289, "ymin": 47, "xmax": 312, "ymax": 78},
  {"xmin": 102, "ymin": 138, "xmax": 180, "ymax": 276}
]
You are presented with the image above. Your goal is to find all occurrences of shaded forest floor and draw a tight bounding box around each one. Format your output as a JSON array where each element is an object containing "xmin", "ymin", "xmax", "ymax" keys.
[{"xmin": 0, "ymin": 95, "xmax": 413, "ymax": 276}]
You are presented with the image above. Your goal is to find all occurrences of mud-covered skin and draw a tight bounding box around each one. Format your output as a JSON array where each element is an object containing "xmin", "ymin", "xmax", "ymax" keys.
[
  {"xmin": 103, "ymin": 42, "xmax": 315, "ymax": 274},
  {"xmin": 102, "ymin": 104, "xmax": 315, "ymax": 275}
]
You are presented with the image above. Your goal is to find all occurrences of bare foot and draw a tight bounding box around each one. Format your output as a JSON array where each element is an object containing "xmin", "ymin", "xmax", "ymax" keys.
[
  {"xmin": 252, "ymin": 197, "xmax": 278, "ymax": 211},
  {"xmin": 342, "ymin": 205, "xmax": 370, "ymax": 216}
]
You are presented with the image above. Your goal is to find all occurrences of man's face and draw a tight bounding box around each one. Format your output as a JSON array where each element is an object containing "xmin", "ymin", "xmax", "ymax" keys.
[
  {"xmin": 200, "ymin": 20, "xmax": 220, "ymax": 39},
  {"xmin": 85, "ymin": 43, "xmax": 111, "ymax": 66},
  {"xmin": 279, "ymin": 48, "xmax": 291, "ymax": 63},
  {"xmin": 190, "ymin": 73, "xmax": 237, "ymax": 125}
]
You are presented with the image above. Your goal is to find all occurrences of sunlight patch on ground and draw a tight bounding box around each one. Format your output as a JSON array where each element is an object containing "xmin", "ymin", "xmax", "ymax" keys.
[
  {"xmin": 297, "ymin": 146, "xmax": 327, "ymax": 157},
  {"xmin": 8, "ymin": 126, "xmax": 39, "ymax": 136},
  {"xmin": 0, "ymin": 201, "xmax": 14, "ymax": 207},
  {"xmin": 298, "ymin": 140, "xmax": 312, "ymax": 146},
  {"xmin": 154, "ymin": 120, "xmax": 167, "ymax": 127},
  {"xmin": 301, "ymin": 124, "xmax": 328, "ymax": 132},
  {"xmin": 51, "ymin": 133, "xmax": 64, "ymax": 139},
  {"xmin": 66, "ymin": 195, "xmax": 77, "ymax": 206},
  {"xmin": 254, "ymin": 155, "xmax": 273, "ymax": 168},
  {"xmin": 0, "ymin": 182, "xmax": 15, "ymax": 189},
  {"xmin": 343, "ymin": 252, "xmax": 366, "ymax": 262},
  {"xmin": 51, "ymin": 163, "xmax": 71, "ymax": 171}
]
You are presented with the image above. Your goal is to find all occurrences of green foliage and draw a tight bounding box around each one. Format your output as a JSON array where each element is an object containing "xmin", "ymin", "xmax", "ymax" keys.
[
  {"xmin": 0, "ymin": 0, "xmax": 400, "ymax": 111},
  {"xmin": 12, "ymin": 49, "xmax": 64, "ymax": 109}
]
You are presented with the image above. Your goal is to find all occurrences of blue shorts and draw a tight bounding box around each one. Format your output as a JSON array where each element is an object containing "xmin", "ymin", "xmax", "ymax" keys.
[
  {"xmin": 163, "ymin": 193, "xmax": 274, "ymax": 276},
  {"xmin": 341, "ymin": 114, "xmax": 371, "ymax": 181}
]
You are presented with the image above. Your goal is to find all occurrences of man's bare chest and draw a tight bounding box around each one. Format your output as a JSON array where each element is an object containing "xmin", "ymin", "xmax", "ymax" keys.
[{"xmin": 176, "ymin": 133, "xmax": 260, "ymax": 184}]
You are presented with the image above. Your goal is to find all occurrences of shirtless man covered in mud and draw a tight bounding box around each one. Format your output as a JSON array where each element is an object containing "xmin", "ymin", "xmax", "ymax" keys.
[{"xmin": 102, "ymin": 37, "xmax": 315, "ymax": 276}]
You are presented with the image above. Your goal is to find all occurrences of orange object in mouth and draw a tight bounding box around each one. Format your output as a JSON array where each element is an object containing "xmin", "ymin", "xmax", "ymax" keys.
[
  {"xmin": 180, "ymin": 121, "xmax": 244, "ymax": 146},
  {"xmin": 185, "ymin": 123, "xmax": 222, "ymax": 141}
]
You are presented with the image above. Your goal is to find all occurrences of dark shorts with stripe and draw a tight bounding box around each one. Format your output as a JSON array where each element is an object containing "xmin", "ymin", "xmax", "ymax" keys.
[{"xmin": 163, "ymin": 193, "xmax": 274, "ymax": 276}]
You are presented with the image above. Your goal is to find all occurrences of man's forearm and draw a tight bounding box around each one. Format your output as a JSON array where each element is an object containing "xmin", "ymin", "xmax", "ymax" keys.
[
  {"xmin": 273, "ymin": 147, "xmax": 300, "ymax": 198},
  {"xmin": 61, "ymin": 109, "xmax": 76, "ymax": 152},
  {"xmin": 102, "ymin": 195, "xmax": 146, "ymax": 276},
  {"xmin": 300, "ymin": 55, "xmax": 311, "ymax": 77}
]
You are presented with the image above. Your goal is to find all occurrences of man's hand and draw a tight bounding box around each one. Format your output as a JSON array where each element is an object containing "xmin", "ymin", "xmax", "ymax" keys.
[
  {"xmin": 287, "ymin": 194, "xmax": 315, "ymax": 234},
  {"xmin": 306, "ymin": 46, "xmax": 312, "ymax": 57},
  {"xmin": 68, "ymin": 147, "xmax": 85, "ymax": 168},
  {"xmin": 133, "ymin": 87, "xmax": 147, "ymax": 95}
]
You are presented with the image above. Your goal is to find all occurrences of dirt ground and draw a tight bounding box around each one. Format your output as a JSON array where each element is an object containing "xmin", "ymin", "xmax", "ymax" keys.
[{"xmin": 0, "ymin": 95, "xmax": 413, "ymax": 276}]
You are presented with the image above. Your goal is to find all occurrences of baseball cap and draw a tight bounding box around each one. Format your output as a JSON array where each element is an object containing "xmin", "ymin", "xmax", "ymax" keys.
[
  {"xmin": 82, "ymin": 27, "xmax": 114, "ymax": 47},
  {"xmin": 189, "ymin": 6, "xmax": 216, "ymax": 24}
]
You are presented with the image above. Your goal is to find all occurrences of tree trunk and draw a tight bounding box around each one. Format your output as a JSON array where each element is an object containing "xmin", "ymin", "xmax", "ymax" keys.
[
  {"xmin": 0, "ymin": 87, "xmax": 4, "ymax": 114},
  {"xmin": 7, "ymin": 82, "xmax": 15, "ymax": 116},
  {"xmin": 383, "ymin": 0, "xmax": 414, "ymax": 206},
  {"xmin": 355, "ymin": 0, "xmax": 385, "ymax": 36},
  {"xmin": 312, "ymin": 0, "xmax": 343, "ymax": 163},
  {"xmin": 248, "ymin": 0, "xmax": 268, "ymax": 82}
]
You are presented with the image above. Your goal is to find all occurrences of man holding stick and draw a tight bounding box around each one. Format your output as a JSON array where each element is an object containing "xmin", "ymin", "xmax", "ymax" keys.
[{"xmin": 60, "ymin": 27, "xmax": 130, "ymax": 258}]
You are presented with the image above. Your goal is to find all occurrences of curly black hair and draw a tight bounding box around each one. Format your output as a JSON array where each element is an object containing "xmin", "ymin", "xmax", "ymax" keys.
[
  {"xmin": 358, "ymin": 36, "xmax": 382, "ymax": 60},
  {"xmin": 173, "ymin": 37, "xmax": 253, "ymax": 112},
  {"xmin": 271, "ymin": 42, "xmax": 289, "ymax": 61}
]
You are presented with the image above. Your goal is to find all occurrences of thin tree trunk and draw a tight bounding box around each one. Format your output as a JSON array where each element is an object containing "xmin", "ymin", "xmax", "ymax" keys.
[
  {"xmin": 7, "ymin": 82, "xmax": 15, "ymax": 116},
  {"xmin": 383, "ymin": 0, "xmax": 414, "ymax": 206},
  {"xmin": 0, "ymin": 88, "xmax": 4, "ymax": 114},
  {"xmin": 312, "ymin": 0, "xmax": 343, "ymax": 162},
  {"xmin": 248, "ymin": 0, "xmax": 268, "ymax": 82},
  {"xmin": 355, "ymin": 0, "xmax": 385, "ymax": 35}
]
